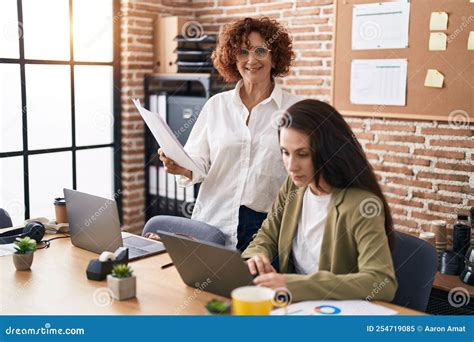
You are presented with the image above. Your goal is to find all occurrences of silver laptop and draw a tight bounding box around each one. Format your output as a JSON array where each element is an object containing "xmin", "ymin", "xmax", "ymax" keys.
[
  {"xmin": 64, "ymin": 188, "xmax": 165, "ymax": 261},
  {"xmin": 159, "ymin": 231, "xmax": 254, "ymax": 298}
]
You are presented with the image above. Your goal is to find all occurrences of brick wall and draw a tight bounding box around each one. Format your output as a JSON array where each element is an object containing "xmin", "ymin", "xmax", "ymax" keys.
[
  {"xmin": 120, "ymin": 0, "xmax": 473, "ymax": 237},
  {"xmin": 120, "ymin": 0, "xmax": 193, "ymax": 232}
]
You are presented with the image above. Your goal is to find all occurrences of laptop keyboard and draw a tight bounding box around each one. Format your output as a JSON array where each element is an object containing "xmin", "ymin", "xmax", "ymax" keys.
[
  {"xmin": 125, "ymin": 245, "xmax": 147, "ymax": 259},
  {"xmin": 122, "ymin": 235, "xmax": 166, "ymax": 259},
  {"xmin": 123, "ymin": 235, "xmax": 155, "ymax": 248}
]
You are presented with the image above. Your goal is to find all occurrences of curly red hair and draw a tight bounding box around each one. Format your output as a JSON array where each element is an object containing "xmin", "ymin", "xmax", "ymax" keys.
[{"xmin": 212, "ymin": 17, "xmax": 294, "ymax": 82}]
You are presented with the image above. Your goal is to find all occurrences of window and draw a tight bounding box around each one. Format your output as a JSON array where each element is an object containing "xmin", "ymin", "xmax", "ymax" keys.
[{"xmin": 0, "ymin": 0, "xmax": 121, "ymax": 225}]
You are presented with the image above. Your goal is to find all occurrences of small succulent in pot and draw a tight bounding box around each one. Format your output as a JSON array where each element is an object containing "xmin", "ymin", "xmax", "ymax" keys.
[
  {"xmin": 107, "ymin": 264, "xmax": 136, "ymax": 300},
  {"xmin": 13, "ymin": 237, "xmax": 37, "ymax": 271},
  {"xmin": 205, "ymin": 299, "xmax": 231, "ymax": 315},
  {"xmin": 111, "ymin": 264, "xmax": 133, "ymax": 278}
]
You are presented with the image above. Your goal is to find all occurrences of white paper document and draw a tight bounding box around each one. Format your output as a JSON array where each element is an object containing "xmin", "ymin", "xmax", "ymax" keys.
[
  {"xmin": 272, "ymin": 300, "xmax": 397, "ymax": 316},
  {"xmin": 133, "ymin": 99, "xmax": 204, "ymax": 179},
  {"xmin": 352, "ymin": 1, "xmax": 410, "ymax": 50},
  {"xmin": 350, "ymin": 59, "xmax": 407, "ymax": 106},
  {"xmin": 0, "ymin": 243, "xmax": 15, "ymax": 257}
]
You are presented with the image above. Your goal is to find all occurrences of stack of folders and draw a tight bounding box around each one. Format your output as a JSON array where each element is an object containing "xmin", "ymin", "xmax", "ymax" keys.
[{"xmin": 148, "ymin": 165, "xmax": 194, "ymax": 203}]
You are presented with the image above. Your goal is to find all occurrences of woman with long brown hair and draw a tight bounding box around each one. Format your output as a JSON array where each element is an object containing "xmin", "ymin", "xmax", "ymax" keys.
[{"xmin": 243, "ymin": 99, "xmax": 397, "ymax": 302}]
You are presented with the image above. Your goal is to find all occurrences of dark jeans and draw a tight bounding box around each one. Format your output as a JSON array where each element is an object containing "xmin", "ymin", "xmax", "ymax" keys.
[
  {"xmin": 236, "ymin": 205, "xmax": 267, "ymax": 252},
  {"xmin": 236, "ymin": 205, "xmax": 280, "ymax": 272}
]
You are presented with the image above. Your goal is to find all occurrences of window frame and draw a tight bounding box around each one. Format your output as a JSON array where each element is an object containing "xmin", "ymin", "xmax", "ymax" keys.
[{"xmin": 0, "ymin": 0, "xmax": 122, "ymax": 222}]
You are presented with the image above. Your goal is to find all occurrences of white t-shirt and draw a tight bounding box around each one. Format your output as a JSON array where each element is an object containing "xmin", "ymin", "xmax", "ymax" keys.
[
  {"xmin": 176, "ymin": 80, "xmax": 300, "ymax": 247},
  {"xmin": 292, "ymin": 187, "xmax": 331, "ymax": 275}
]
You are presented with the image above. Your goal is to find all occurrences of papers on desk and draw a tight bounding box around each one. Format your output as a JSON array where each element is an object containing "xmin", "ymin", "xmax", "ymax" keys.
[
  {"xmin": 352, "ymin": 1, "xmax": 410, "ymax": 50},
  {"xmin": 350, "ymin": 59, "xmax": 407, "ymax": 106},
  {"xmin": 133, "ymin": 99, "xmax": 204, "ymax": 180},
  {"xmin": 271, "ymin": 300, "xmax": 397, "ymax": 316},
  {"xmin": 0, "ymin": 243, "xmax": 15, "ymax": 257}
]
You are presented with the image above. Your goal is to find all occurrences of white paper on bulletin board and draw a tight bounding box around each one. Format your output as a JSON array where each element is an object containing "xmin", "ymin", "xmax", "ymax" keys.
[
  {"xmin": 350, "ymin": 59, "xmax": 407, "ymax": 106},
  {"xmin": 352, "ymin": 1, "xmax": 410, "ymax": 50}
]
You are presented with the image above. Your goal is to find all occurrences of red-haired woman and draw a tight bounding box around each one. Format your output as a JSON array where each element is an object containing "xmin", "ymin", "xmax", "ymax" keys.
[{"xmin": 157, "ymin": 17, "xmax": 300, "ymax": 250}]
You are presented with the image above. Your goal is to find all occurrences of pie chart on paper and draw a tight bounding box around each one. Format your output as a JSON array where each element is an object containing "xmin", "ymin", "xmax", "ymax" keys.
[
  {"xmin": 313, "ymin": 305, "xmax": 342, "ymax": 315},
  {"xmin": 271, "ymin": 300, "xmax": 397, "ymax": 315}
]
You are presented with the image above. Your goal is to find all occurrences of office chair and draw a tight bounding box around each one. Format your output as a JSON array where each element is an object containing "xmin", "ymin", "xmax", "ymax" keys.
[
  {"xmin": 0, "ymin": 208, "xmax": 13, "ymax": 229},
  {"xmin": 142, "ymin": 215, "xmax": 226, "ymax": 246},
  {"xmin": 391, "ymin": 230, "xmax": 438, "ymax": 312}
]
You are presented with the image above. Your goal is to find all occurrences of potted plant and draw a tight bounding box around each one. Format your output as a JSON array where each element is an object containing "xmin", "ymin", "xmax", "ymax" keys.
[
  {"xmin": 107, "ymin": 264, "xmax": 136, "ymax": 300},
  {"xmin": 205, "ymin": 299, "xmax": 231, "ymax": 315},
  {"xmin": 13, "ymin": 237, "xmax": 37, "ymax": 271}
]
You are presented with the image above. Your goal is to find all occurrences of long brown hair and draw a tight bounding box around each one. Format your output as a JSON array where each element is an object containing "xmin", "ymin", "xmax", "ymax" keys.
[{"xmin": 281, "ymin": 99, "xmax": 394, "ymax": 249}]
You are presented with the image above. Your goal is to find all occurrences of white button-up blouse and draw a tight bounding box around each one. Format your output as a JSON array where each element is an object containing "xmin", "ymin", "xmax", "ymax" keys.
[{"xmin": 177, "ymin": 80, "xmax": 301, "ymax": 247}]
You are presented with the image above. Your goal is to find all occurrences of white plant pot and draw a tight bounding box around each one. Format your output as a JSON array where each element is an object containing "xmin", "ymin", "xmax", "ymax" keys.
[
  {"xmin": 107, "ymin": 275, "xmax": 136, "ymax": 300},
  {"xmin": 13, "ymin": 252, "xmax": 34, "ymax": 271}
]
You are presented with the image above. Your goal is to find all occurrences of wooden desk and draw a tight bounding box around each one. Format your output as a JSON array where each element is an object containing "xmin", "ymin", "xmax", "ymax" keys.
[
  {"xmin": 0, "ymin": 234, "xmax": 422, "ymax": 315},
  {"xmin": 426, "ymin": 272, "xmax": 474, "ymax": 315},
  {"xmin": 433, "ymin": 272, "xmax": 474, "ymax": 297}
]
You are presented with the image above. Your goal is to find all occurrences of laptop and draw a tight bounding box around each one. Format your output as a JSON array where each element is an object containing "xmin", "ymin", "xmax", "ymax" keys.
[
  {"xmin": 64, "ymin": 188, "xmax": 165, "ymax": 261},
  {"xmin": 158, "ymin": 231, "xmax": 254, "ymax": 298}
]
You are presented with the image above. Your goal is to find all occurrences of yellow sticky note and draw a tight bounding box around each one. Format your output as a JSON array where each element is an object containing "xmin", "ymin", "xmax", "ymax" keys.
[
  {"xmin": 430, "ymin": 12, "xmax": 448, "ymax": 31},
  {"xmin": 424, "ymin": 69, "xmax": 444, "ymax": 88},
  {"xmin": 429, "ymin": 32, "xmax": 447, "ymax": 51},
  {"xmin": 468, "ymin": 32, "xmax": 474, "ymax": 50}
]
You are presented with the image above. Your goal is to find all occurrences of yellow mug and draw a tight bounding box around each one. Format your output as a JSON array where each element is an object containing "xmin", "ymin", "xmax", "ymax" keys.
[{"xmin": 231, "ymin": 286, "xmax": 275, "ymax": 315}]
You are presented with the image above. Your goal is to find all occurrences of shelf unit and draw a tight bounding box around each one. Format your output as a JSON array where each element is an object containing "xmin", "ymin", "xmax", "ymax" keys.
[{"xmin": 143, "ymin": 73, "xmax": 232, "ymax": 221}]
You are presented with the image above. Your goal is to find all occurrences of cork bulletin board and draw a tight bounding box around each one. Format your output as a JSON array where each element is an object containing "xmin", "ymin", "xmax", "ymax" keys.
[{"xmin": 332, "ymin": 0, "xmax": 473, "ymax": 122}]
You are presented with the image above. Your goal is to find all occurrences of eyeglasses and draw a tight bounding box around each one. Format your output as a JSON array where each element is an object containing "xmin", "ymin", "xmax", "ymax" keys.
[{"xmin": 236, "ymin": 46, "xmax": 271, "ymax": 61}]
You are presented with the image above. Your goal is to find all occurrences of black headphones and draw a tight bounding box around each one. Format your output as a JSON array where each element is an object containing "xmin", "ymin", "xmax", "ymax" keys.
[{"xmin": 0, "ymin": 221, "xmax": 45, "ymax": 245}]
